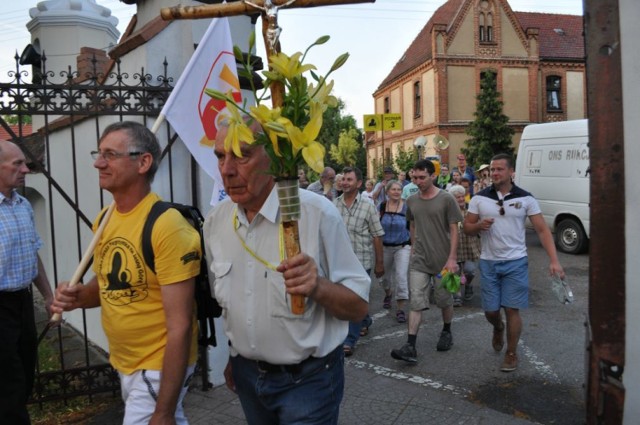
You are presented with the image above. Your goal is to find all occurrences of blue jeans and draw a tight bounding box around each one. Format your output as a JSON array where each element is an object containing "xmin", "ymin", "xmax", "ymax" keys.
[
  {"xmin": 344, "ymin": 268, "xmax": 372, "ymax": 349},
  {"xmin": 230, "ymin": 346, "xmax": 344, "ymax": 425},
  {"xmin": 344, "ymin": 315, "xmax": 372, "ymax": 348}
]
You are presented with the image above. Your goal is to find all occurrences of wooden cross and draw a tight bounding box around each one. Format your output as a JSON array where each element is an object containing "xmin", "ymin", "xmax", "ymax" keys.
[
  {"xmin": 161, "ymin": 0, "xmax": 375, "ymax": 106},
  {"xmin": 161, "ymin": 0, "xmax": 375, "ymax": 314}
]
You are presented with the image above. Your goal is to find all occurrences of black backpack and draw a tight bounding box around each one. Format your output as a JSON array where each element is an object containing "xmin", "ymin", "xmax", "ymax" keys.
[{"xmin": 141, "ymin": 201, "xmax": 222, "ymax": 349}]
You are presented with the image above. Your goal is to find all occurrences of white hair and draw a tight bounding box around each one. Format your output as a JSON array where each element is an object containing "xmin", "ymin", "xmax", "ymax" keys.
[{"xmin": 448, "ymin": 184, "xmax": 466, "ymax": 197}]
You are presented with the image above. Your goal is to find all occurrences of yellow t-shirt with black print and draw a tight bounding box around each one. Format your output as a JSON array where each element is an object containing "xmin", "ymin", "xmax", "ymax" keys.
[{"xmin": 92, "ymin": 193, "xmax": 200, "ymax": 374}]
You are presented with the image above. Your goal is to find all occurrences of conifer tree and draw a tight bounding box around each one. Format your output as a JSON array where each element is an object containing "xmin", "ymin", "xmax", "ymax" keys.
[{"xmin": 463, "ymin": 72, "xmax": 514, "ymax": 167}]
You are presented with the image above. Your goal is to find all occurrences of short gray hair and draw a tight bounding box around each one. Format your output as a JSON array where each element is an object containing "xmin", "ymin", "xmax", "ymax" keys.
[
  {"xmin": 100, "ymin": 121, "xmax": 161, "ymax": 182},
  {"xmin": 448, "ymin": 184, "xmax": 466, "ymax": 197}
]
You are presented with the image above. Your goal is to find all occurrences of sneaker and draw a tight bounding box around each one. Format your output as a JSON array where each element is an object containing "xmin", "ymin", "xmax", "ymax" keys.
[
  {"xmin": 383, "ymin": 294, "xmax": 392, "ymax": 309},
  {"xmin": 492, "ymin": 322, "xmax": 505, "ymax": 352},
  {"xmin": 391, "ymin": 343, "xmax": 417, "ymax": 363},
  {"xmin": 501, "ymin": 351, "xmax": 518, "ymax": 372},
  {"xmin": 396, "ymin": 310, "xmax": 406, "ymax": 323},
  {"xmin": 453, "ymin": 296, "xmax": 463, "ymax": 307},
  {"xmin": 436, "ymin": 330, "xmax": 453, "ymax": 351},
  {"xmin": 464, "ymin": 285, "xmax": 474, "ymax": 301}
]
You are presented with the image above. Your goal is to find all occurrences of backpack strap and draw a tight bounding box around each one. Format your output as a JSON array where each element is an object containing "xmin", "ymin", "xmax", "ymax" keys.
[
  {"xmin": 141, "ymin": 201, "xmax": 173, "ymax": 274},
  {"xmin": 380, "ymin": 201, "xmax": 386, "ymax": 219}
]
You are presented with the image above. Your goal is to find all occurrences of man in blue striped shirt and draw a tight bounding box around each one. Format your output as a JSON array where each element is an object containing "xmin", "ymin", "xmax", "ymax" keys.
[{"xmin": 0, "ymin": 141, "xmax": 53, "ymax": 424}]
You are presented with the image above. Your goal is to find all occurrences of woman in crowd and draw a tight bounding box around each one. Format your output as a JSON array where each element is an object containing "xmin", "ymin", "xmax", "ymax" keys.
[
  {"xmin": 334, "ymin": 173, "xmax": 344, "ymax": 197},
  {"xmin": 362, "ymin": 179, "xmax": 376, "ymax": 203},
  {"xmin": 378, "ymin": 180, "xmax": 411, "ymax": 323},
  {"xmin": 449, "ymin": 169, "xmax": 462, "ymax": 189},
  {"xmin": 447, "ymin": 185, "xmax": 481, "ymax": 306},
  {"xmin": 474, "ymin": 164, "xmax": 491, "ymax": 193}
]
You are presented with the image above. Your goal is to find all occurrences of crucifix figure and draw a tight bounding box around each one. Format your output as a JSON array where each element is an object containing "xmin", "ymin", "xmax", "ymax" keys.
[
  {"xmin": 161, "ymin": 0, "xmax": 375, "ymax": 107},
  {"xmin": 244, "ymin": 0, "xmax": 298, "ymax": 50}
]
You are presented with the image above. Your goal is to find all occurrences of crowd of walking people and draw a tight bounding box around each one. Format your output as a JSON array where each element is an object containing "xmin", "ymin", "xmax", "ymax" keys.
[
  {"xmin": 2, "ymin": 118, "xmax": 565, "ymax": 424},
  {"xmin": 302, "ymin": 152, "xmax": 565, "ymax": 375}
]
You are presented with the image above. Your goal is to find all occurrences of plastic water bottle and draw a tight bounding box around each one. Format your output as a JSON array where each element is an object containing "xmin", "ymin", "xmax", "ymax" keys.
[{"xmin": 551, "ymin": 275, "xmax": 574, "ymax": 304}]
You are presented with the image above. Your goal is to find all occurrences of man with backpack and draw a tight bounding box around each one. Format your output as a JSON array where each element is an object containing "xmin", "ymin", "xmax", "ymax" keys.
[{"xmin": 52, "ymin": 121, "xmax": 201, "ymax": 424}]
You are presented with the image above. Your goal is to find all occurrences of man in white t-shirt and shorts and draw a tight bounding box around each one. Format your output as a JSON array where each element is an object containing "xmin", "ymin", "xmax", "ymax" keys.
[{"xmin": 464, "ymin": 153, "xmax": 565, "ymax": 372}]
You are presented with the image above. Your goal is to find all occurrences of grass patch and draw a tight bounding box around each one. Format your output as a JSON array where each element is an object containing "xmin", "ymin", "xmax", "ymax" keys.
[
  {"xmin": 28, "ymin": 396, "xmax": 120, "ymax": 425},
  {"xmin": 36, "ymin": 337, "xmax": 60, "ymax": 372}
]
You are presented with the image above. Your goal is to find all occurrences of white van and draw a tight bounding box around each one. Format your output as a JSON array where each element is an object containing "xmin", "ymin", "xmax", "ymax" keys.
[{"xmin": 515, "ymin": 119, "xmax": 589, "ymax": 254}]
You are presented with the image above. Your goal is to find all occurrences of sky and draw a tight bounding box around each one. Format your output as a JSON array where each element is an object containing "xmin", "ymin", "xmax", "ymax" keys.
[{"xmin": 0, "ymin": 0, "xmax": 583, "ymax": 128}]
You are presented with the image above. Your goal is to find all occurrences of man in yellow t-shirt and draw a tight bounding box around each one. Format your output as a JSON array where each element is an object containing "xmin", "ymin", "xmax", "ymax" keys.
[{"xmin": 52, "ymin": 122, "xmax": 200, "ymax": 424}]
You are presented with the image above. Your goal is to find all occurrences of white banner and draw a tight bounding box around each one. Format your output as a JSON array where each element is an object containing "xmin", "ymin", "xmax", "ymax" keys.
[{"xmin": 161, "ymin": 18, "xmax": 242, "ymax": 205}]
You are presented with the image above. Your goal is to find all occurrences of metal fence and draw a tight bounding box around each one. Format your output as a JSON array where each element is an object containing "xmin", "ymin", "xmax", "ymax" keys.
[{"xmin": 0, "ymin": 53, "xmax": 207, "ymax": 404}]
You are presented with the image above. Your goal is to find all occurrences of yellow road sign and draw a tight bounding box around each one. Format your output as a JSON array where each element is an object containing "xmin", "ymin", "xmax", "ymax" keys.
[
  {"xmin": 382, "ymin": 113, "xmax": 402, "ymax": 131},
  {"xmin": 363, "ymin": 114, "xmax": 381, "ymax": 131}
]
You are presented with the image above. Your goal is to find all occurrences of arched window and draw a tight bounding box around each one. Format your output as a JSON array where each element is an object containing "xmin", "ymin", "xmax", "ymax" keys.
[
  {"xmin": 478, "ymin": 1, "xmax": 494, "ymax": 43},
  {"xmin": 546, "ymin": 76, "xmax": 562, "ymax": 111}
]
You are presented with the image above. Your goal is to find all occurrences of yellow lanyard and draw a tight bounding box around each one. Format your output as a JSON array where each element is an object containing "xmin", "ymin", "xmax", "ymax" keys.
[{"xmin": 232, "ymin": 207, "xmax": 285, "ymax": 271}]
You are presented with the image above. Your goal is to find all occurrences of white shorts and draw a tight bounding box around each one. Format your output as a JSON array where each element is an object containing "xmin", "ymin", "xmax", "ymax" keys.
[{"xmin": 119, "ymin": 364, "xmax": 195, "ymax": 425}]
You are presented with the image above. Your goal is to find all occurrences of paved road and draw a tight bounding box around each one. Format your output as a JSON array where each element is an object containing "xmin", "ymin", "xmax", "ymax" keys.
[
  {"xmin": 349, "ymin": 228, "xmax": 588, "ymax": 424},
  {"xmin": 89, "ymin": 229, "xmax": 588, "ymax": 424}
]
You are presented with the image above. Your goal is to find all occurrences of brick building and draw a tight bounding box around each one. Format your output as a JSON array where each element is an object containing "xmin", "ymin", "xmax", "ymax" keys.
[{"xmin": 367, "ymin": 0, "xmax": 585, "ymax": 173}]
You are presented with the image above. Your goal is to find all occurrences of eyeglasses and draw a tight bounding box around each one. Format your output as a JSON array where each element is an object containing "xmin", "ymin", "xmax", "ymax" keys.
[
  {"xmin": 91, "ymin": 150, "xmax": 144, "ymax": 161},
  {"xmin": 497, "ymin": 199, "xmax": 505, "ymax": 216}
]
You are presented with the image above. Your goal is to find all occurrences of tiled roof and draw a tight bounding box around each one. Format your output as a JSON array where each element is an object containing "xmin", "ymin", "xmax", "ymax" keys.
[
  {"xmin": 377, "ymin": 0, "xmax": 583, "ymax": 91},
  {"xmin": 378, "ymin": 0, "xmax": 464, "ymax": 89},
  {"xmin": 0, "ymin": 123, "xmax": 32, "ymax": 141},
  {"xmin": 515, "ymin": 12, "xmax": 584, "ymax": 60}
]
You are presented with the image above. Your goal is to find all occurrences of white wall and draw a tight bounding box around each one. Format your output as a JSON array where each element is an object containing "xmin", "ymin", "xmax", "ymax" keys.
[
  {"xmin": 622, "ymin": 0, "xmax": 640, "ymax": 421},
  {"xmin": 24, "ymin": 1, "xmax": 259, "ymax": 386}
]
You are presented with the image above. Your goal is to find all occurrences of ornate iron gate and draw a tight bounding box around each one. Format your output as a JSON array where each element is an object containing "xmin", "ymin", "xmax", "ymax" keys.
[{"xmin": 0, "ymin": 53, "xmax": 200, "ymax": 404}]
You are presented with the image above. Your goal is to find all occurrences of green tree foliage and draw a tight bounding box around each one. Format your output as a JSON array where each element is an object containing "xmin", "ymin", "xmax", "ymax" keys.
[
  {"xmin": 463, "ymin": 72, "xmax": 515, "ymax": 167},
  {"xmin": 2, "ymin": 114, "xmax": 32, "ymax": 125},
  {"xmin": 329, "ymin": 128, "xmax": 360, "ymax": 167},
  {"xmin": 370, "ymin": 158, "xmax": 384, "ymax": 181},
  {"xmin": 393, "ymin": 145, "xmax": 419, "ymax": 175},
  {"xmin": 315, "ymin": 98, "xmax": 366, "ymax": 175}
]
